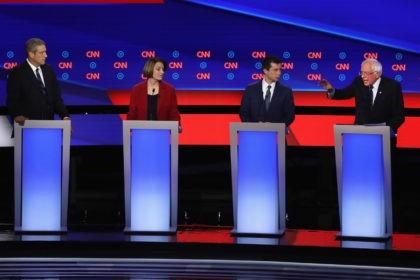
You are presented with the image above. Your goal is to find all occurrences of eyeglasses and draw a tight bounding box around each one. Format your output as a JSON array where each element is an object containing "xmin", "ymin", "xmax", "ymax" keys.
[{"xmin": 359, "ymin": 71, "xmax": 376, "ymax": 76}]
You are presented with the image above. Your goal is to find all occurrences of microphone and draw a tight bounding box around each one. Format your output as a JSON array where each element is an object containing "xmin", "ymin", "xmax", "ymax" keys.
[
  {"xmin": 149, "ymin": 88, "xmax": 157, "ymax": 120},
  {"xmin": 153, "ymin": 88, "xmax": 160, "ymax": 98}
]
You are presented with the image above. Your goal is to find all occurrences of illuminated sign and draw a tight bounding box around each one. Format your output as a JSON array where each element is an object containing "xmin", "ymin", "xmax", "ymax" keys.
[
  {"xmin": 141, "ymin": 51, "xmax": 155, "ymax": 58},
  {"xmin": 86, "ymin": 73, "xmax": 100, "ymax": 80},
  {"xmin": 113, "ymin": 62, "xmax": 128, "ymax": 69},
  {"xmin": 282, "ymin": 62, "xmax": 294, "ymax": 70},
  {"xmin": 224, "ymin": 62, "xmax": 238, "ymax": 69},
  {"xmin": 196, "ymin": 51, "xmax": 211, "ymax": 58},
  {"xmin": 391, "ymin": 64, "xmax": 406, "ymax": 71},
  {"xmin": 0, "ymin": 1, "xmax": 418, "ymax": 94},
  {"xmin": 251, "ymin": 51, "xmax": 266, "ymax": 59},
  {"xmin": 251, "ymin": 73, "xmax": 264, "ymax": 80},
  {"xmin": 3, "ymin": 62, "xmax": 18, "ymax": 69},
  {"xmin": 363, "ymin": 52, "xmax": 379, "ymax": 59},
  {"xmin": 169, "ymin": 61, "xmax": 183, "ymax": 69},
  {"xmin": 58, "ymin": 62, "xmax": 73, "ymax": 69},
  {"xmin": 307, "ymin": 52, "xmax": 322, "ymax": 59},
  {"xmin": 335, "ymin": 63, "xmax": 350, "ymax": 71},
  {"xmin": 307, "ymin": 73, "xmax": 322, "ymax": 81},
  {"xmin": 86, "ymin": 51, "xmax": 100, "ymax": 58},
  {"xmin": 196, "ymin": 73, "xmax": 211, "ymax": 80}
]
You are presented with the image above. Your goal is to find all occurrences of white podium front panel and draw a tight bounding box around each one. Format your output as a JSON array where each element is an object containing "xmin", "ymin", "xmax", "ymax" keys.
[
  {"xmin": 237, "ymin": 130, "xmax": 279, "ymax": 233},
  {"xmin": 123, "ymin": 121, "xmax": 178, "ymax": 234},
  {"xmin": 14, "ymin": 120, "xmax": 71, "ymax": 233},
  {"xmin": 230, "ymin": 122, "xmax": 286, "ymax": 236},
  {"xmin": 131, "ymin": 129, "xmax": 171, "ymax": 231},
  {"xmin": 334, "ymin": 125, "xmax": 392, "ymax": 240},
  {"xmin": 22, "ymin": 128, "xmax": 62, "ymax": 230}
]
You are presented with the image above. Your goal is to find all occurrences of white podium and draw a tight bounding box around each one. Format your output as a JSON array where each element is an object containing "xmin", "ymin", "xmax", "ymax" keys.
[
  {"xmin": 14, "ymin": 120, "xmax": 71, "ymax": 233},
  {"xmin": 123, "ymin": 120, "xmax": 178, "ymax": 234},
  {"xmin": 334, "ymin": 125, "xmax": 392, "ymax": 240},
  {"xmin": 229, "ymin": 122, "xmax": 286, "ymax": 237}
]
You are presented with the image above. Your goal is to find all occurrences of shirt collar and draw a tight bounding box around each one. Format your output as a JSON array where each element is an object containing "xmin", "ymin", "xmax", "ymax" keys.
[
  {"xmin": 262, "ymin": 79, "xmax": 275, "ymax": 91},
  {"xmin": 27, "ymin": 58, "xmax": 39, "ymax": 72},
  {"xmin": 372, "ymin": 77, "xmax": 381, "ymax": 92}
]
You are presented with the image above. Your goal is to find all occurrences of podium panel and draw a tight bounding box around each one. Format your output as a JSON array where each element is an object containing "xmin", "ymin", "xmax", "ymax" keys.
[
  {"xmin": 230, "ymin": 122, "xmax": 286, "ymax": 237},
  {"xmin": 334, "ymin": 125, "xmax": 392, "ymax": 240},
  {"xmin": 123, "ymin": 120, "xmax": 178, "ymax": 234},
  {"xmin": 14, "ymin": 120, "xmax": 71, "ymax": 233}
]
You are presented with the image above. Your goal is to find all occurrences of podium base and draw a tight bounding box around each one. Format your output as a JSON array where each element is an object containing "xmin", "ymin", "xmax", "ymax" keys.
[
  {"xmin": 14, "ymin": 227, "xmax": 67, "ymax": 235},
  {"xmin": 124, "ymin": 226, "xmax": 177, "ymax": 236},
  {"xmin": 230, "ymin": 228, "xmax": 285, "ymax": 238},
  {"xmin": 335, "ymin": 232, "xmax": 392, "ymax": 241}
]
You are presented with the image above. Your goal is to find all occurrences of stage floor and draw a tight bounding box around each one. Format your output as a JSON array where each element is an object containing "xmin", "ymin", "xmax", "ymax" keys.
[
  {"xmin": 0, "ymin": 226, "xmax": 419, "ymax": 279},
  {"xmin": 1, "ymin": 144, "xmax": 420, "ymax": 278}
]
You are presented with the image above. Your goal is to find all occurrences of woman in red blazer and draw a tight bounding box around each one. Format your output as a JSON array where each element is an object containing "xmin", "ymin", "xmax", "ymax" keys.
[{"xmin": 127, "ymin": 57, "xmax": 181, "ymax": 126}]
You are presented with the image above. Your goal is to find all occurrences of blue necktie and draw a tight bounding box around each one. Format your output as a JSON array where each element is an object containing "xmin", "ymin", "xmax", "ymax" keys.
[
  {"xmin": 36, "ymin": 68, "xmax": 46, "ymax": 95},
  {"xmin": 265, "ymin": 85, "xmax": 271, "ymax": 111}
]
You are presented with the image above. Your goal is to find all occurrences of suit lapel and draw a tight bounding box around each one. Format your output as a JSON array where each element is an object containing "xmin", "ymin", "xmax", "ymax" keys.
[
  {"xmin": 373, "ymin": 79, "xmax": 387, "ymax": 108},
  {"xmin": 376, "ymin": 79, "xmax": 386, "ymax": 101},
  {"xmin": 270, "ymin": 82, "xmax": 281, "ymax": 104},
  {"xmin": 23, "ymin": 60, "xmax": 41, "ymax": 88},
  {"xmin": 256, "ymin": 80, "xmax": 264, "ymax": 104},
  {"xmin": 24, "ymin": 61, "xmax": 49, "ymax": 96},
  {"xmin": 40, "ymin": 65, "xmax": 49, "ymax": 90}
]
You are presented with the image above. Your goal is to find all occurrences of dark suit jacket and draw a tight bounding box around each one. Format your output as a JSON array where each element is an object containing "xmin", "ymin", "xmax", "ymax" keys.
[
  {"xmin": 6, "ymin": 60, "xmax": 69, "ymax": 120},
  {"xmin": 332, "ymin": 76, "xmax": 405, "ymax": 134},
  {"xmin": 240, "ymin": 80, "xmax": 295, "ymax": 126},
  {"xmin": 127, "ymin": 80, "xmax": 181, "ymax": 122}
]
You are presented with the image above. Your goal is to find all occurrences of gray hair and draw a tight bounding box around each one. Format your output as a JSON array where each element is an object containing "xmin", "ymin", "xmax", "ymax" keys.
[
  {"xmin": 25, "ymin": 38, "xmax": 46, "ymax": 56},
  {"xmin": 362, "ymin": 58, "xmax": 382, "ymax": 73}
]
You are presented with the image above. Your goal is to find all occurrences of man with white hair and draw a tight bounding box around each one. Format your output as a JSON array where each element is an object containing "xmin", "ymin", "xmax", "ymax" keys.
[{"xmin": 318, "ymin": 58, "xmax": 405, "ymax": 137}]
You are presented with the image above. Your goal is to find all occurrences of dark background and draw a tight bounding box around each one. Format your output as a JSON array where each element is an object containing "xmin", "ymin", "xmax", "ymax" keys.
[{"xmin": 1, "ymin": 144, "xmax": 419, "ymax": 233}]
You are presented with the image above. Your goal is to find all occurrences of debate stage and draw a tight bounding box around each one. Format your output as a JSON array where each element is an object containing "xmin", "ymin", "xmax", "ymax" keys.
[
  {"xmin": 1, "ymin": 0, "xmax": 420, "ymax": 277},
  {"xmin": 1, "ymin": 91, "xmax": 420, "ymax": 278},
  {"xmin": 0, "ymin": 227, "xmax": 419, "ymax": 279},
  {"xmin": 1, "ymin": 144, "xmax": 420, "ymax": 279}
]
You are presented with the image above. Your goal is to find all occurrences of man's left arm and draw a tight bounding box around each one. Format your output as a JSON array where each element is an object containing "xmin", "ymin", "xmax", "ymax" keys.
[
  {"xmin": 282, "ymin": 88, "xmax": 295, "ymax": 127},
  {"xmin": 6, "ymin": 68, "xmax": 22, "ymax": 120},
  {"xmin": 48, "ymin": 67, "xmax": 70, "ymax": 119},
  {"xmin": 388, "ymin": 82, "xmax": 405, "ymax": 134},
  {"xmin": 239, "ymin": 87, "xmax": 252, "ymax": 122}
]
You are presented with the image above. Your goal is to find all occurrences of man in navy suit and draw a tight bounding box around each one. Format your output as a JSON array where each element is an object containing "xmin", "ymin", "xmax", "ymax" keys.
[
  {"xmin": 7, "ymin": 38, "xmax": 70, "ymax": 127},
  {"xmin": 240, "ymin": 55, "xmax": 295, "ymax": 127},
  {"xmin": 318, "ymin": 58, "xmax": 405, "ymax": 136}
]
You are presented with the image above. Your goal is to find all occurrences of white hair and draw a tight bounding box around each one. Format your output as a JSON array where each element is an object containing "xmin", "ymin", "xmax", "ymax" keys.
[{"xmin": 362, "ymin": 58, "xmax": 382, "ymax": 73}]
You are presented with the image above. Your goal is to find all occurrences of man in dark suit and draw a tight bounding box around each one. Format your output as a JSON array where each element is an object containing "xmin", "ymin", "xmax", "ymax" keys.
[
  {"xmin": 6, "ymin": 38, "xmax": 70, "ymax": 127},
  {"xmin": 318, "ymin": 58, "xmax": 405, "ymax": 136},
  {"xmin": 319, "ymin": 58, "xmax": 405, "ymax": 204},
  {"xmin": 240, "ymin": 55, "xmax": 295, "ymax": 127}
]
